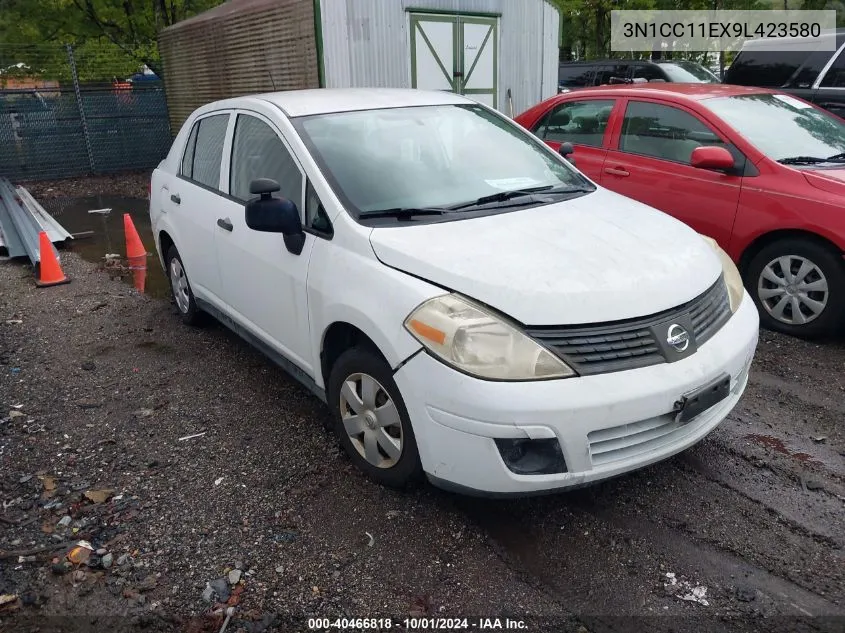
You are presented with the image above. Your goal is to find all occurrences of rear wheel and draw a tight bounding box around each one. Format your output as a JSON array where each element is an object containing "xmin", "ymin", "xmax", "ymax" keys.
[
  {"xmin": 327, "ymin": 347, "xmax": 422, "ymax": 488},
  {"xmin": 166, "ymin": 245, "xmax": 204, "ymax": 326},
  {"xmin": 745, "ymin": 238, "xmax": 845, "ymax": 338}
]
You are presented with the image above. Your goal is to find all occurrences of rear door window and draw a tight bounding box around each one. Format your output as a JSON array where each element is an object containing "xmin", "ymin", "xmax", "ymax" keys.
[
  {"xmin": 632, "ymin": 64, "xmax": 666, "ymax": 82},
  {"xmin": 558, "ymin": 65, "xmax": 595, "ymax": 89},
  {"xmin": 594, "ymin": 64, "xmax": 631, "ymax": 85}
]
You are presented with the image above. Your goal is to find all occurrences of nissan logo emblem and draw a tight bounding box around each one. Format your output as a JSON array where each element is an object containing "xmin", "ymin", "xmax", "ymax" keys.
[{"xmin": 667, "ymin": 324, "xmax": 690, "ymax": 352}]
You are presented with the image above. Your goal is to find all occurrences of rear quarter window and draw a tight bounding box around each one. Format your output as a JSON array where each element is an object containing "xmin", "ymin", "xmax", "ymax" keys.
[{"xmin": 180, "ymin": 123, "xmax": 199, "ymax": 178}]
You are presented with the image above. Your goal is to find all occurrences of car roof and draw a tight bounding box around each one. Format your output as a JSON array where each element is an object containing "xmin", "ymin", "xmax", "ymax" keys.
[
  {"xmin": 208, "ymin": 88, "xmax": 474, "ymax": 118},
  {"xmin": 560, "ymin": 59, "xmax": 652, "ymax": 65},
  {"xmin": 560, "ymin": 83, "xmax": 774, "ymax": 101},
  {"xmin": 558, "ymin": 59, "xmax": 708, "ymax": 66}
]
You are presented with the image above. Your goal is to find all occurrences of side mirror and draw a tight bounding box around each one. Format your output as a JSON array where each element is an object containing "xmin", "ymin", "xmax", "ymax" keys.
[
  {"xmin": 244, "ymin": 178, "xmax": 306, "ymax": 255},
  {"xmin": 558, "ymin": 142, "xmax": 576, "ymax": 166},
  {"xmin": 690, "ymin": 146, "xmax": 735, "ymax": 172},
  {"xmin": 250, "ymin": 178, "xmax": 280, "ymax": 196}
]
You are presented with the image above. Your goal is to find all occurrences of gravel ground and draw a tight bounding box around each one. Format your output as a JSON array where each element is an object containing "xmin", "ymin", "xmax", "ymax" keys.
[{"xmin": 1, "ymin": 176, "xmax": 844, "ymax": 633}]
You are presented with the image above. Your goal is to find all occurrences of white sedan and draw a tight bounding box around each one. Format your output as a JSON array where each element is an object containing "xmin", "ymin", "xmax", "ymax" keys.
[{"xmin": 149, "ymin": 88, "xmax": 759, "ymax": 496}]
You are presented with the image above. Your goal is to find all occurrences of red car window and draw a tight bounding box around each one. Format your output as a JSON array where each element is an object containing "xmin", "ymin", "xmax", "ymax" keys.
[
  {"xmin": 534, "ymin": 99, "xmax": 616, "ymax": 148},
  {"xmin": 619, "ymin": 101, "xmax": 727, "ymax": 164}
]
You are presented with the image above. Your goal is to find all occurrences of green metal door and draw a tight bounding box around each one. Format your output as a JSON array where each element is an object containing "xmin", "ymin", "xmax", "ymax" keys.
[{"xmin": 409, "ymin": 12, "xmax": 498, "ymax": 109}]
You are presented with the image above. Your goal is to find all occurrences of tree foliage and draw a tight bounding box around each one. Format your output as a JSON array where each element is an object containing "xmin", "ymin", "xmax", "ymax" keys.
[
  {"xmin": 0, "ymin": 0, "xmax": 842, "ymax": 82},
  {"xmin": 0, "ymin": 0, "xmax": 222, "ymax": 80}
]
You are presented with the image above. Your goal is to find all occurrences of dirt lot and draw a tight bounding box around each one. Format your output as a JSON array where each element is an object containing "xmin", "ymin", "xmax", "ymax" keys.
[{"xmin": 1, "ymin": 177, "xmax": 844, "ymax": 633}]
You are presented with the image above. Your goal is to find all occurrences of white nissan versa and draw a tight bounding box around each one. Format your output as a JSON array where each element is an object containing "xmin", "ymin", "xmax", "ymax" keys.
[{"xmin": 150, "ymin": 88, "xmax": 759, "ymax": 496}]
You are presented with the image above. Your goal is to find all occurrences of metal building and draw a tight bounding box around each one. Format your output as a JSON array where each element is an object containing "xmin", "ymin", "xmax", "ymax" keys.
[{"xmin": 158, "ymin": 0, "xmax": 560, "ymax": 132}]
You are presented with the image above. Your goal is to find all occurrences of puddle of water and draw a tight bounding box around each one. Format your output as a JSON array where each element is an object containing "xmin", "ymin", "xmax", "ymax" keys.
[{"xmin": 42, "ymin": 195, "xmax": 170, "ymax": 299}]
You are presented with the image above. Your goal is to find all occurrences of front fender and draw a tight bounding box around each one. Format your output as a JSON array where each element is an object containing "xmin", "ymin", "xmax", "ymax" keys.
[{"xmin": 307, "ymin": 237, "xmax": 441, "ymax": 388}]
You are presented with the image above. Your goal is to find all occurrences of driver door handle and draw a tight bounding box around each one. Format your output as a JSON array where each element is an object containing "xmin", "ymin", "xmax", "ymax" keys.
[
  {"xmin": 604, "ymin": 166, "xmax": 630, "ymax": 177},
  {"xmin": 217, "ymin": 217, "xmax": 233, "ymax": 232},
  {"xmin": 170, "ymin": 194, "xmax": 181, "ymax": 204}
]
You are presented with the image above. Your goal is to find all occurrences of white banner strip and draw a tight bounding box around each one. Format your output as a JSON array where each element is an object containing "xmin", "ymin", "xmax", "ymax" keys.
[{"xmin": 610, "ymin": 10, "xmax": 837, "ymax": 52}]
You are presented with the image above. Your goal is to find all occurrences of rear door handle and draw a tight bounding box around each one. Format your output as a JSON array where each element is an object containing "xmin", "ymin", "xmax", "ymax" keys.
[
  {"xmin": 170, "ymin": 194, "xmax": 181, "ymax": 204},
  {"xmin": 604, "ymin": 166, "xmax": 630, "ymax": 177},
  {"xmin": 217, "ymin": 217, "xmax": 233, "ymax": 232}
]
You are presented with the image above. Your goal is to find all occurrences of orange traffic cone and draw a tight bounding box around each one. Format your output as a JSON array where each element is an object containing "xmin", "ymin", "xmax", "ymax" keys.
[
  {"xmin": 127, "ymin": 255, "xmax": 147, "ymax": 293},
  {"xmin": 35, "ymin": 231, "xmax": 70, "ymax": 287},
  {"xmin": 123, "ymin": 213, "xmax": 147, "ymax": 259}
]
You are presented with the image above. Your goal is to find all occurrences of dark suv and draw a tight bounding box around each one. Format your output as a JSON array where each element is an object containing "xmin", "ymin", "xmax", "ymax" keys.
[
  {"xmin": 723, "ymin": 29, "xmax": 845, "ymax": 118},
  {"xmin": 558, "ymin": 59, "xmax": 720, "ymax": 92}
]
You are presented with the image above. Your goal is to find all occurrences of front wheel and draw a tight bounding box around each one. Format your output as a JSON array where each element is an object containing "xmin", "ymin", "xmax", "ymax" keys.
[
  {"xmin": 327, "ymin": 347, "xmax": 423, "ymax": 488},
  {"xmin": 745, "ymin": 238, "xmax": 845, "ymax": 339}
]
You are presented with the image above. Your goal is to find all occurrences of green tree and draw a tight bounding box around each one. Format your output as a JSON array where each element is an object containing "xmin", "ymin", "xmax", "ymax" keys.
[{"xmin": 0, "ymin": 0, "xmax": 222, "ymax": 80}]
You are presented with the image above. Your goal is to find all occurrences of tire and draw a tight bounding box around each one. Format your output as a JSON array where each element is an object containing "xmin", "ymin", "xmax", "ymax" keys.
[
  {"xmin": 744, "ymin": 238, "xmax": 845, "ymax": 339},
  {"xmin": 327, "ymin": 346, "xmax": 423, "ymax": 488},
  {"xmin": 165, "ymin": 245, "xmax": 204, "ymax": 326}
]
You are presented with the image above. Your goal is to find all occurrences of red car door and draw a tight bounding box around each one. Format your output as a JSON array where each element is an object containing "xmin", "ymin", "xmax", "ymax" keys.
[
  {"xmin": 601, "ymin": 98, "xmax": 743, "ymax": 248},
  {"xmin": 526, "ymin": 98, "xmax": 621, "ymax": 182}
]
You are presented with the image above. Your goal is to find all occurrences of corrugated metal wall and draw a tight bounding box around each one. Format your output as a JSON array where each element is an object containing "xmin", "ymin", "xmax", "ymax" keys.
[
  {"xmin": 319, "ymin": 0, "xmax": 559, "ymax": 116},
  {"xmin": 159, "ymin": 0, "xmax": 319, "ymax": 134}
]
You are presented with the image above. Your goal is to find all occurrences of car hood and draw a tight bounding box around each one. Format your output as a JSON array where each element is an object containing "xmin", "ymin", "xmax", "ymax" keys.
[
  {"xmin": 368, "ymin": 188, "xmax": 722, "ymax": 325},
  {"xmin": 802, "ymin": 168, "xmax": 845, "ymax": 195}
]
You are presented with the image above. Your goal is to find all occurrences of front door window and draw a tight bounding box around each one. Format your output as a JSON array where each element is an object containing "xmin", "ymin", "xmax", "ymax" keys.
[
  {"xmin": 229, "ymin": 114, "xmax": 303, "ymax": 207},
  {"xmin": 534, "ymin": 99, "xmax": 616, "ymax": 147}
]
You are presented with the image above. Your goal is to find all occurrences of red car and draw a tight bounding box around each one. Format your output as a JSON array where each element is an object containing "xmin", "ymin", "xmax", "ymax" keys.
[{"xmin": 515, "ymin": 84, "xmax": 845, "ymax": 338}]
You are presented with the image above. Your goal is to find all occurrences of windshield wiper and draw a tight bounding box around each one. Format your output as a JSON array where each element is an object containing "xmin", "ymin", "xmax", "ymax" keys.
[
  {"xmin": 777, "ymin": 156, "xmax": 828, "ymax": 165},
  {"xmin": 778, "ymin": 154, "xmax": 845, "ymax": 165},
  {"xmin": 360, "ymin": 207, "xmax": 449, "ymax": 220},
  {"xmin": 449, "ymin": 184, "xmax": 594, "ymax": 211}
]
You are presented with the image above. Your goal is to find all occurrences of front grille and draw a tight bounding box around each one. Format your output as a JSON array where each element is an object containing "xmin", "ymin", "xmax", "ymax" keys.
[
  {"xmin": 525, "ymin": 277, "xmax": 732, "ymax": 376},
  {"xmin": 587, "ymin": 364, "xmax": 747, "ymax": 467}
]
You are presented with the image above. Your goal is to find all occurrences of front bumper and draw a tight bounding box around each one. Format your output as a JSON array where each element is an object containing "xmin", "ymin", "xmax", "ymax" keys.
[{"xmin": 393, "ymin": 293, "xmax": 760, "ymax": 496}]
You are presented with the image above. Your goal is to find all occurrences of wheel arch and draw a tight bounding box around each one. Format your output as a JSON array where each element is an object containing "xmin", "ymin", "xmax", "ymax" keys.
[
  {"xmin": 158, "ymin": 230, "xmax": 175, "ymax": 270},
  {"xmin": 319, "ymin": 318, "xmax": 415, "ymax": 391},
  {"xmin": 738, "ymin": 229, "xmax": 845, "ymax": 276}
]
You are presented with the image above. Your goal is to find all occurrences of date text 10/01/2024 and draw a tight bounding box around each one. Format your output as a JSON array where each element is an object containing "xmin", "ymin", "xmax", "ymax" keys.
[{"xmin": 307, "ymin": 618, "xmax": 528, "ymax": 630}]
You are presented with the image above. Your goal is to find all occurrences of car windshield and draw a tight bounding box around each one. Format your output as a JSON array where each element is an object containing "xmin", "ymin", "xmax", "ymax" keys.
[
  {"xmin": 294, "ymin": 103, "xmax": 592, "ymax": 216},
  {"xmin": 705, "ymin": 93, "xmax": 845, "ymax": 162},
  {"xmin": 658, "ymin": 61, "xmax": 720, "ymax": 83}
]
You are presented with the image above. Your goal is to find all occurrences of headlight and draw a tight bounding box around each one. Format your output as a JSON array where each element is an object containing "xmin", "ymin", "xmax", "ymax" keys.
[
  {"xmin": 701, "ymin": 235, "xmax": 744, "ymax": 313},
  {"xmin": 404, "ymin": 294, "xmax": 576, "ymax": 380}
]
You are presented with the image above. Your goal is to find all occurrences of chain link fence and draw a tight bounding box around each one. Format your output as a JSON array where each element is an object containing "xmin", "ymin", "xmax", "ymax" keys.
[{"xmin": 0, "ymin": 43, "xmax": 171, "ymax": 181}]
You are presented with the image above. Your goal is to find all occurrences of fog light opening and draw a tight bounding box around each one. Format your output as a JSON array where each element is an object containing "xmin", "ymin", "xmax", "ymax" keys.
[{"xmin": 494, "ymin": 438, "xmax": 568, "ymax": 475}]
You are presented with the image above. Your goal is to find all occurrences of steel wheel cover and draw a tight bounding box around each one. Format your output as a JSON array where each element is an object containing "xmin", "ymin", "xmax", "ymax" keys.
[
  {"xmin": 339, "ymin": 372, "xmax": 403, "ymax": 469},
  {"xmin": 757, "ymin": 255, "xmax": 828, "ymax": 326}
]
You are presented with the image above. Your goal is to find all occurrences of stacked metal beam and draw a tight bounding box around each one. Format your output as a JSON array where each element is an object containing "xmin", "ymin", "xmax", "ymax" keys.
[{"xmin": 0, "ymin": 177, "xmax": 71, "ymax": 263}]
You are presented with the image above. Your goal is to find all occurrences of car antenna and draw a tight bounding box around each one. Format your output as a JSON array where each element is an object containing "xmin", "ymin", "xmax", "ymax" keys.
[{"xmin": 268, "ymin": 71, "xmax": 277, "ymax": 91}]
